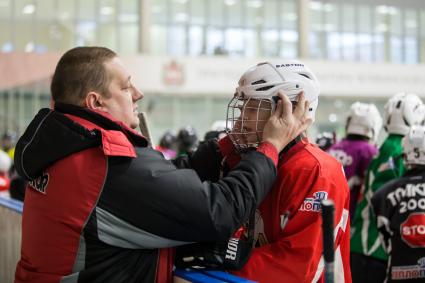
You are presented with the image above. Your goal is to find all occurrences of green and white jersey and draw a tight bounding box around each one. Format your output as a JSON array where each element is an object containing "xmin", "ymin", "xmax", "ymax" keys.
[{"xmin": 351, "ymin": 134, "xmax": 405, "ymax": 261}]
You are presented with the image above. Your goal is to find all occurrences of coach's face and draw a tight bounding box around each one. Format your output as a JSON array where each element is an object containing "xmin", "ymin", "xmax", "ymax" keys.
[{"xmin": 102, "ymin": 57, "xmax": 144, "ymax": 129}]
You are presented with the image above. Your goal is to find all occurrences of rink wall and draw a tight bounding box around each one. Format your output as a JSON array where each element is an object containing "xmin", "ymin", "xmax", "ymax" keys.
[{"xmin": 0, "ymin": 197, "xmax": 23, "ymax": 283}]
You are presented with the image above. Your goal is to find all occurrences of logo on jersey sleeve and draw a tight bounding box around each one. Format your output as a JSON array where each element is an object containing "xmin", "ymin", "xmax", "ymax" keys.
[
  {"xmin": 328, "ymin": 149, "xmax": 353, "ymax": 166},
  {"xmin": 299, "ymin": 191, "xmax": 328, "ymax": 212},
  {"xmin": 400, "ymin": 213, "xmax": 425, "ymax": 248},
  {"xmin": 378, "ymin": 156, "xmax": 395, "ymax": 173}
]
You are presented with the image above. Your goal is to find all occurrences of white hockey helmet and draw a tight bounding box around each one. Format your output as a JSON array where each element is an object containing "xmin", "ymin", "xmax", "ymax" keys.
[
  {"xmin": 210, "ymin": 120, "xmax": 227, "ymax": 132},
  {"xmin": 233, "ymin": 61, "xmax": 320, "ymax": 119},
  {"xmin": 384, "ymin": 93, "xmax": 424, "ymax": 135},
  {"xmin": 346, "ymin": 102, "xmax": 382, "ymax": 143},
  {"xmin": 226, "ymin": 60, "xmax": 320, "ymax": 151},
  {"xmin": 403, "ymin": 125, "xmax": 425, "ymax": 166}
]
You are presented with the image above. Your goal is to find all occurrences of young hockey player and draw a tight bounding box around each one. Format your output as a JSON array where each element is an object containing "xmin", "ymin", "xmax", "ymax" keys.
[
  {"xmin": 371, "ymin": 125, "xmax": 425, "ymax": 283},
  {"xmin": 176, "ymin": 61, "xmax": 351, "ymax": 283},
  {"xmin": 328, "ymin": 102, "xmax": 382, "ymax": 220}
]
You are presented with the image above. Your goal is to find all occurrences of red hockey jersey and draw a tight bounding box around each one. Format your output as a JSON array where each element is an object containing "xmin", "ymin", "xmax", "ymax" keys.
[{"xmin": 232, "ymin": 139, "xmax": 352, "ymax": 283}]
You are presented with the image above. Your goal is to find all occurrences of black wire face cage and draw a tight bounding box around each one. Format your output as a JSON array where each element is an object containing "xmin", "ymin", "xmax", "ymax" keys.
[{"xmin": 226, "ymin": 96, "xmax": 273, "ymax": 152}]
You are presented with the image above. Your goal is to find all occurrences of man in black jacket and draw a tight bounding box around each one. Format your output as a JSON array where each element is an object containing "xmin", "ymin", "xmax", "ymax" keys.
[{"xmin": 14, "ymin": 46, "xmax": 311, "ymax": 283}]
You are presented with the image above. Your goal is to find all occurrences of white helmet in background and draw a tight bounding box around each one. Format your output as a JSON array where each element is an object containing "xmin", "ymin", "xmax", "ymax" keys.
[
  {"xmin": 226, "ymin": 60, "xmax": 320, "ymax": 151},
  {"xmin": 384, "ymin": 93, "xmax": 424, "ymax": 135},
  {"xmin": 403, "ymin": 125, "xmax": 425, "ymax": 166},
  {"xmin": 210, "ymin": 120, "xmax": 227, "ymax": 132},
  {"xmin": 346, "ymin": 102, "xmax": 382, "ymax": 143}
]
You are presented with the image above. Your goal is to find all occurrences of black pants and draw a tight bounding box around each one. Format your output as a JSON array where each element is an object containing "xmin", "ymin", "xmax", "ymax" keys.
[{"xmin": 351, "ymin": 252, "xmax": 387, "ymax": 283}]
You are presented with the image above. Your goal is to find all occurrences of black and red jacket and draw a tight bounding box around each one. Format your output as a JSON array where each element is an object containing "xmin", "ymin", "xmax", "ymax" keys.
[{"xmin": 13, "ymin": 103, "xmax": 278, "ymax": 283}]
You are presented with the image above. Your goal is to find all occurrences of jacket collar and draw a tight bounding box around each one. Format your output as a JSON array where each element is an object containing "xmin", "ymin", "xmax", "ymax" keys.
[
  {"xmin": 279, "ymin": 137, "xmax": 309, "ymax": 165},
  {"xmin": 54, "ymin": 103, "xmax": 148, "ymax": 148},
  {"xmin": 15, "ymin": 104, "xmax": 148, "ymax": 180}
]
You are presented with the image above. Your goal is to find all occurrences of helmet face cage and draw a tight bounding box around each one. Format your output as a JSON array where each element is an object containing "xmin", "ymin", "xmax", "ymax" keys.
[
  {"xmin": 226, "ymin": 95, "xmax": 273, "ymax": 152},
  {"xmin": 315, "ymin": 132, "xmax": 335, "ymax": 151}
]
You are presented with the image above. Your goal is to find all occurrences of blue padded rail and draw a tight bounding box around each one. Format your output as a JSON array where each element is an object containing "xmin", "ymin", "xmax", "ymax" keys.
[
  {"xmin": 0, "ymin": 196, "xmax": 23, "ymax": 214},
  {"xmin": 174, "ymin": 269, "xmax": 257, "ymax": 283},
  {"xmin": 174, "ymin": 269, "xmax": 228, "ymax": 283},
  {"xmin": 202, "ymin": 271, "xmax": 256, "ymax": 283}
]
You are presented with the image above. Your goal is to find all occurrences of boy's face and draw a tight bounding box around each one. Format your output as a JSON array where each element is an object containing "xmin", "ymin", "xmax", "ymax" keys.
[{"xmin": 232, "ymin": 98, "xmax": 273, "ymax": 148}]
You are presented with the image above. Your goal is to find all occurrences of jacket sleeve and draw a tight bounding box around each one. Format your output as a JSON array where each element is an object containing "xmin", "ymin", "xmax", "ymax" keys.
[
  {"xmin": 171, "ymin": 139, "xmax": 223, "ymax": 182},
  {"xmin": 371, "ymin": 187, "xmax": 393, "ymax": 253},
  {"xmin": 96, "ymin": 147, "xmax": 277, "ymax": 248},
  {"xmin": 232, "ymin": 167, "xmax": 351, "ymax": 283}
]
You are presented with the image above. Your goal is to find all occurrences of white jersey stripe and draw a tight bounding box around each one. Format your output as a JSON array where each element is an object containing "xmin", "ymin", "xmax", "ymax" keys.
[{"xmin": 312, "ymin": 208, "xmax": 349, "ymax": 282}]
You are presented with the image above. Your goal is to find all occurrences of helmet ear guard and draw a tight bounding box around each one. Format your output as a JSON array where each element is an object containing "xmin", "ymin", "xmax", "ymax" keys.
[{"xmin": 403, "ymin": 125, "xmax": 425, "ymax": 166}]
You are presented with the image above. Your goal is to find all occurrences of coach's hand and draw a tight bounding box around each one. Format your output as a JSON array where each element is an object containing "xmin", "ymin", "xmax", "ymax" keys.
[{"xmin": 262, "ymin": 91, "xmax": 312, "ymax": 152}]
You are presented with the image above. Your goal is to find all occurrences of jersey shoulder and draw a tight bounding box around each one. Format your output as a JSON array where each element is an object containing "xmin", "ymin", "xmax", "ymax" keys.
[{"xmin": 284, "ymin": 142, "xmax": 345, "ymax": 178}]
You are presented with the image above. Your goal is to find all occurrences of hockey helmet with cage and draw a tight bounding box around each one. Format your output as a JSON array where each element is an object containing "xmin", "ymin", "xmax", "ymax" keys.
[
  {"xmin": 346, "ymin": 102, "xmax": 382, "ymax": 143},
  {"xmin": 315, "ymin": 132, "xmax": 336, "ymax": 151},
  {"xmin": 403, "ymin": 125, "xmax": 425, "ymax": 166},
  {"xmin": 226, "ymin": 60, "xmax": 320, "ymax": 151},
  {"xmin": 158, "ymin": 130, "xmax": 177, "ymax": 149},
  {"xmin": 384, "ymin": 92, "xmax": 424, "ymax": 135},
  {"xmin": 176, "ymin": 126, "xmax": 199, "ymax": 154}
]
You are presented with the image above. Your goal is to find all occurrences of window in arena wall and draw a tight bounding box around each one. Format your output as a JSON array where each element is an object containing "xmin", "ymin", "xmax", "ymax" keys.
[
  {"xmin": 358, "ymin": 4, "xmax": 373, "ymax": 62},
  {"xmin": 404, "ymin": 9, "xmax": 419, "ymax": 64}
]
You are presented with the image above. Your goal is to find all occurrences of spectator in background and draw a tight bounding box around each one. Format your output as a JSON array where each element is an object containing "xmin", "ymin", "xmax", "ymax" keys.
[
  {"xmin": 1, "ymin": 130, "xmax": 26, "ymax": 201},
  {"xmin": 176, "ymin": 125, "xmax": 199, "ymax": 156},
  {"xmin": 0, "ymin": 149, "xmax": 11, "ymax": 198},
  {"xmin": 351, "ymin": 93, "xmax": 424, "ymax": 283},
  {"xmin": 2, "ymin": 130, "xmax": 16, "ymax": 159},
  {"xmin": 371, "ymin": 125, "xmax": 425, "ymax": 283},
  {"xmin": 155, "ymin": 130, "xmax": 177, "ymax": 160},
  {"xmin": 315, "ymin": 131, "xmax": 336, "ymax": 151},
  {"xmin": 328, "ymin": 102, "xmax": 382, "ymax": 221}
]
